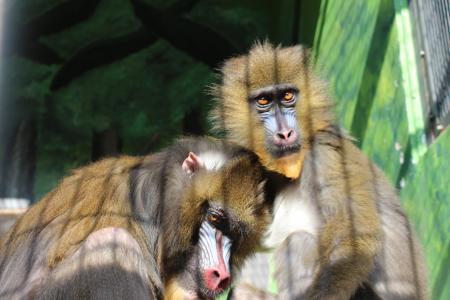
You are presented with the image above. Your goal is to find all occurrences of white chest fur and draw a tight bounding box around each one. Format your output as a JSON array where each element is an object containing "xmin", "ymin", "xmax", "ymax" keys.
[{"xmin": 264, "ymin": 180, "xmax": 321, "ymax": 248}]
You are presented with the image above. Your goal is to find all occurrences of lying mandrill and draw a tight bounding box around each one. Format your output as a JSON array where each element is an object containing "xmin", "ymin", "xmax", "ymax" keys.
[
  {"xmin": 0, "ymin": 137, "xmax": 270, "ymax": 300},
  {"xmin": 211, "ymin": 42, "xmax": 429, "ymax": 299}
]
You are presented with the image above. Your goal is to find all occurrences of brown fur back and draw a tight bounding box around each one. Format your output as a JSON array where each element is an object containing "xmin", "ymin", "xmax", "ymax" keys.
[{"xmin": 1, "ymin": 156, "xmax": 150, "ymax": 268}]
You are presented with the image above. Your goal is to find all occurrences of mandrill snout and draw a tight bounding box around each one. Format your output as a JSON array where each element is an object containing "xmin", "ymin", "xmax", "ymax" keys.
[
  {"xmin": 274, "ymin": 129, "xmax": 297, "ymax": 146},
  {"xmin": 203, "ymin": 268, "xmax": 231, "ymax": 292}
]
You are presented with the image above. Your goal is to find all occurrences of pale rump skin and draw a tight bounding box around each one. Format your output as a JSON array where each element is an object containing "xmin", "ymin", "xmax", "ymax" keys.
[
  {"xmin": 0, "ymin": 137, "xmax": 270, "ymax": 300},
  {"xmin": 210, "ymin": 42, "xmax": 429, "ymax": 300}
]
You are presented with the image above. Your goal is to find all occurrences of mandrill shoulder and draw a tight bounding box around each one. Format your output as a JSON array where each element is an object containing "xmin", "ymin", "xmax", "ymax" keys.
[{"xmin": 311, "ymin": 126, "xmax": 382, "ymax": 187}]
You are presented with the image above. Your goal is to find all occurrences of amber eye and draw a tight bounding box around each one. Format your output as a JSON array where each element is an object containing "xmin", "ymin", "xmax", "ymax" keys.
[
  {"xmin": 208, "ymin": 214, "xmax": 219, "ymax": 223},
  {"xmin": 283, "ymin": 91, "xmax": 295, "ymax": 102},
  {"xmin": 207, "ymin": 208, "xmax": 225, "ymax": 225},
  {"xmin": 256, "ymin": 97, "xmax": 270, "ymax": 106}
]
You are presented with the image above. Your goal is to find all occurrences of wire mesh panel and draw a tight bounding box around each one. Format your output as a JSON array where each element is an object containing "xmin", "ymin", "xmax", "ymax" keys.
[{"xmin": 411, "ymin": 0, "xmax": 450, "ymax": 131}]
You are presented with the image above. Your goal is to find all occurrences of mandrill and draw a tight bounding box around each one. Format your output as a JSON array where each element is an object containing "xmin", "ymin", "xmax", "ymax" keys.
[
  {"xmin": 0, "ymin": 137, "xmax": 270, "ymax": 300},
  {"xmin": 211, "ymin": 42, "xmax": 429, "ymax": 300}
]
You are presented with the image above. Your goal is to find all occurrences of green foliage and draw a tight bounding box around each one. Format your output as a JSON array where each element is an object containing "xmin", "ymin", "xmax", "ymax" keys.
[
  {"xmin": 5, "ymin": 0, "xmax": 64, "ymax": 22},
  {"xmin": 188, "ymin": 1, "xmax": 274, "ymax": 50},
  {"xmin": 2, "ymin": 57, "xmax": 57, "ymax": 104},
  {"xmin": 139, "ymin": 0, "xmax": 180, "ymax": 10},
  {"xmin": 40, "ymin": 0, "xmax": 141, "ymax": 58},
  {"xmin": 32, "ymin": 40, "xmax": 214, "ymax": 198},
  {"xmin": 5, "ymin": 0, "xmax": 293, "ymax": 199}
]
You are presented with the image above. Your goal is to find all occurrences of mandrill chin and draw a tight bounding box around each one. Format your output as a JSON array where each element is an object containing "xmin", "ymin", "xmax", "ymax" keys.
[
  {"xmin": 0, "ymin": 137, "xmax": 270, "ymax": 300},
  {"xmin": 211, "ymin": 42, "xmax": 429, "ymax": 300}
]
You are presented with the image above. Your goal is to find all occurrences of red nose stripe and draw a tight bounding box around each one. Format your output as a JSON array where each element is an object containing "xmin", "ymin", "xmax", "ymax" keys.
[{"xmin": 203, "ymin": 231, "xmax": 231, "ymax": 291}]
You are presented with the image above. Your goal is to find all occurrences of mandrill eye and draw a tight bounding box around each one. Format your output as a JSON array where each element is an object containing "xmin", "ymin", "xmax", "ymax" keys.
[
  {"xmin": 283, "ymin": 91, "xmax": 295, "ymax": 102},
  {"xmin": 207, "ymin": 208, "xmax": 226, "ymax": 226},
  {"xmin": 256, "ymin": 97, "xmax": 271, "ymax": 106},
  {"xmin": 208, "ymin": 214, "xmax": 218, "ymax": 223}
]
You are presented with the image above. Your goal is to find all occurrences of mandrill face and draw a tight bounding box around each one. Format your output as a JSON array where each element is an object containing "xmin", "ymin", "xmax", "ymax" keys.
[
  {"xmin": 163, "ymin": 154, "xmax": 269, "ymax": 300},
  {"xmin": 211, "ymin": 42, "xmax": 335, "ymax": 179},
  {"xmin": 171, "ymin": 206, "xmax": 239, "ymax": 299},
  {"xmin": 249, "ymin": 83, "xmax": 302, "ymax": 157}
]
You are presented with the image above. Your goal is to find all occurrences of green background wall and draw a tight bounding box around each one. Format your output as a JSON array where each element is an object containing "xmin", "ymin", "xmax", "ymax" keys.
[{"xmin": 311, "ymin": 1, "xmax": 449, "ymax": 299}]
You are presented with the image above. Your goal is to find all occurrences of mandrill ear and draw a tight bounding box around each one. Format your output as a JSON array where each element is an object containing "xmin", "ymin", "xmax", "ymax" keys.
[{"xmin": 182, "ymin": 152, "xmax": 205, "ymax": 175}]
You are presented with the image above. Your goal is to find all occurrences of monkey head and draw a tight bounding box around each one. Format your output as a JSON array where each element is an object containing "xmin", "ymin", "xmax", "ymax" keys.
[
  {"xmin": 211, "ymin": 42, "xmax": 335, "ymax": 179},
  {"xmin": 162, "ymin": 152, "xmax": 269, "ymax": 299}
]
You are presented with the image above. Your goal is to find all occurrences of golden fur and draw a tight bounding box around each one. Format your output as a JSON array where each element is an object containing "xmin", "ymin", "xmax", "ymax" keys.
[
  {"xmin": 1, "ymin": 156, "xmax": 150, "ymax": 268},
  {"xmin": 211, "ymin": 42, "xmax": 429, "ymax": 300},
  {"xmin": 211, "ymin": 42, "xmax": 334, "ymax": 178},
  {"xmin": 0, "ymin": 138, "xmax": 270, "ymax": 299}
]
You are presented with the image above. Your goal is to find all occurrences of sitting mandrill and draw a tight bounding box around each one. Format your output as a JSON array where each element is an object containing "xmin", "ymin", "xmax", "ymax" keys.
[
  {"xmin": 211, "ymin": 42, "xmax": 429, "ymax": 300},
  {"xmin": 0, "ymin": 137, "xmax": 270, "ymax": 300}
]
